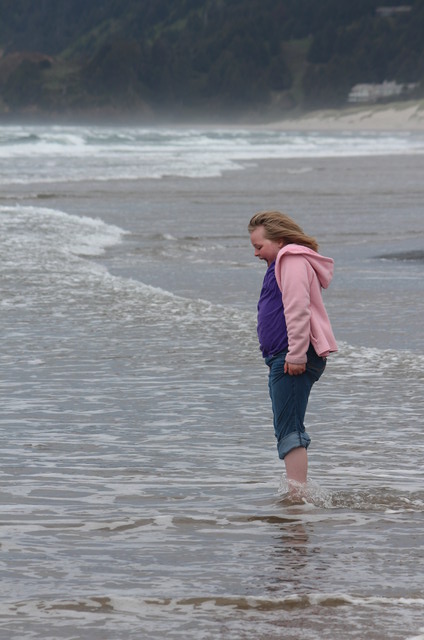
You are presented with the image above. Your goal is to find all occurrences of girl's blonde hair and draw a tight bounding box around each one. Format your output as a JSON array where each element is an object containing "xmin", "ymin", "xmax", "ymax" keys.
[{"xmin": 248, "ymin": 211, "xmax": 318, "ymax": 252}]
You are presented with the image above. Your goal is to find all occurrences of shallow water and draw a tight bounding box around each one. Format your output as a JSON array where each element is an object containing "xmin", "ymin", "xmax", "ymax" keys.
[{"xmin": 0, "ymin": 126, "xmax": 423, "ymax": 639}]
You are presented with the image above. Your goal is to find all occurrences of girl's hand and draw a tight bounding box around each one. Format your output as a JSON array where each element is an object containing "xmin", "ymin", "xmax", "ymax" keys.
[{"xmin": 284, "ymin": 362, "xmax": 306, "ymax": 376}]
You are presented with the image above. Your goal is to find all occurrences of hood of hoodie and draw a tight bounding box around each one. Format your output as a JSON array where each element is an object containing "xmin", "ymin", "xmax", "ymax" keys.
[{"xmin": 275, "ymin": 244, "xmax": 334, "ymax": 289}]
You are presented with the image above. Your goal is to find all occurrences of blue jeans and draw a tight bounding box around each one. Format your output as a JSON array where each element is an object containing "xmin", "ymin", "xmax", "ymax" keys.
[{"xmin": 265, "ymin": 344, "xmax": 326, "ymax": 460}]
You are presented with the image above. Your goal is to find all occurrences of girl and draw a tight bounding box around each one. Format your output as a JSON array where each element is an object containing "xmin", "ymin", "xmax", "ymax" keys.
[{"xmin": 248, "ymin": 211, "xmax": 337, "ymax": 497}]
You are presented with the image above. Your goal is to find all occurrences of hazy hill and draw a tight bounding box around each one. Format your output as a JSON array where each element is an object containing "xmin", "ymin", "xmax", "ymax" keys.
[{"xmin": 0, "ymin": 0, "xmax": 423, "ymax": 120}]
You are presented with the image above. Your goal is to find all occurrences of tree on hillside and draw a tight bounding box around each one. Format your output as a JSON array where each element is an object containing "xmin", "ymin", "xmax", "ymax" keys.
[{"xmin": 0, "ymin": 0, "xmax": 423, "ymax": 115}]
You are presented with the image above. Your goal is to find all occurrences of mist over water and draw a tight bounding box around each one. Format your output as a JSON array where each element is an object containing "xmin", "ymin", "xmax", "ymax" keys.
[{"xmin": 1, "ymin": 125, "xmax": 423, "ymax": 639}]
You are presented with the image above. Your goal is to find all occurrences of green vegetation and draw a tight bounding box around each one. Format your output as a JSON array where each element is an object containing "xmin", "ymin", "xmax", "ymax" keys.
[{"xmin": 0, "ymin": 0, "xmax": 423, "ymax": 118}]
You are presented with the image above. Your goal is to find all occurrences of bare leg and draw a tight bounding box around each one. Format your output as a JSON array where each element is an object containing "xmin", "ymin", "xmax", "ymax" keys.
[{"xmin": 284, "ymin": 447, "xmax": 308, "ymax": 495}]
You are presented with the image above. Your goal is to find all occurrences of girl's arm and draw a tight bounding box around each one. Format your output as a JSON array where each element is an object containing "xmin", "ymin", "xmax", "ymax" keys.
[{"xmin": 279, "ymin": 254, "xmax": 312, "ymax": 365}]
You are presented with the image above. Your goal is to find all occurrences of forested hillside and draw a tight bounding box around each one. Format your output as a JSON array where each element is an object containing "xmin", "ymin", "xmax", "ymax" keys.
[{"xmin": 0, "ymin": 0, "xmax": 423, "ymax": 119}]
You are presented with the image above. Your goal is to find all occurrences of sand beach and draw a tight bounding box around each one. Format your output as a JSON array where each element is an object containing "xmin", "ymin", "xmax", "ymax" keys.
[{"xmin": 264, "ymin": 99, "xmax": 424, "ymax": 131}]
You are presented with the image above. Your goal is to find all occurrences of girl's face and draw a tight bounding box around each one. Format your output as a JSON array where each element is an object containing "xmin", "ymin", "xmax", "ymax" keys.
[{"xmin": 250, "ymin": 226, "xmax": 284, "ymax": 266}]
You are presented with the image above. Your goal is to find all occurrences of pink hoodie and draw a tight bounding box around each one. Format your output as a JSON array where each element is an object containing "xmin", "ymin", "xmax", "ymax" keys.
[{"xmin": 275, "ymin": 244, "xmax": 338, "ymax": 364}]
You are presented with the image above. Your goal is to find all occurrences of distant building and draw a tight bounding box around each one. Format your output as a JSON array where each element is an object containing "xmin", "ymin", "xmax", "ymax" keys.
[
  {"xmin": 348, "ymin": 81, "xmax": 419, "ymax": 103},
  {"xmin": 376, "ymin": 6, "xmax": 412, "ymax": 17}
]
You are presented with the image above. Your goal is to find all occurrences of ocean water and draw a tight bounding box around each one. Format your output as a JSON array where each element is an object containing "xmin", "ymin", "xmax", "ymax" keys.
[{"xmin": 0, "ymin": 124, "xmax": 424, "ymax": 640}]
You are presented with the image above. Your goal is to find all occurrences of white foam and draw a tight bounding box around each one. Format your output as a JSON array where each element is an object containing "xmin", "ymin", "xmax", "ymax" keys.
[
  {"xmin": 0, "ymin": 204, "xmax": 126, "ymax": 258},
  {"xmin": 333, "ymin": 340, "xmax": 424, "ymax": 376},
  {"xmin": 406, "ymin": 630, "xmax": 424, "ymax": 640},
  {"xmin": 1, "ymin": 125, "xmax": 424, "ymax": 185}
]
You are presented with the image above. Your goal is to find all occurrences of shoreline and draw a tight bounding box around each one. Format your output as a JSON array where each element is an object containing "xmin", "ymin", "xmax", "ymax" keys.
[
  {"xmin": 257, "ymin": 99, "xmax": 424, "ymax": 132},
  {"xmin": 1, "ymin": 99, "xmax": 424, "ymax": 132}
]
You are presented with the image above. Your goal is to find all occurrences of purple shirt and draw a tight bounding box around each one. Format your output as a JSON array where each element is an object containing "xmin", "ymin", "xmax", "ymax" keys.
[{"xmin": 257, "ymin": 261, "xmax": 288, "ymax": 358}]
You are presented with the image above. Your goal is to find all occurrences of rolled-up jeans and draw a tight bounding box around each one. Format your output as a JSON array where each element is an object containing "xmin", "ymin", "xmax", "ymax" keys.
[{"xmin": 264, "ymin": 344, "xmax": 326, "ymax": 460}]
